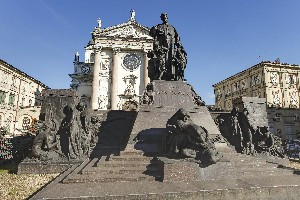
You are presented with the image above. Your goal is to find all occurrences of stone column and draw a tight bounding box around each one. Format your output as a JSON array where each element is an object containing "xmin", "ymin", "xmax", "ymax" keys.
[
  {"xmin": 91, "ymin": 46, "xmax": 102, "ymax": 110},
  {"xmin": 143, "ymin": 51, "xmax": 150, "ymax": 89},
  {"xmin": 111, "ymin": 47, "xmax": 121, "ymax": 110}
]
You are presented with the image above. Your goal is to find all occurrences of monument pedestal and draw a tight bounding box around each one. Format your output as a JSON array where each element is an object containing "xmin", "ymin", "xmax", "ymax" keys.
[
  {"xmin": 132, "ymin": 80, "xmax": 228, "ymax": 154},
  {"xmin": 18, "ymin": 161, "xmax": 78, "ymax": 174}
]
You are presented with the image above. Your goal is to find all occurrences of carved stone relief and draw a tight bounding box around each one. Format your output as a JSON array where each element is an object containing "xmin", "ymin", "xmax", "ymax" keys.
[
  {"xmin": 122, "ymin": 100, "xmax": 138, "ymax": 111},
  {"xmin": 104, "ymin": 25, "xmax": 150, "ymax": 38},
  {"xmin": 101, "ymin": 59, "xmax": 110, "ymax": 70},
  {"xmin": 98, "ymin": 77, "xmax": 109, "ymax": 109},
  {"xmin": 99, "ymin": 72, "xmax": 109, "ymax": 77},
  {"xmin": 98, "ymin": 95, "xmax": 108, "ymax": 109},
  {"xmin": 122, "ymin": 75, "xmax": 137, "ymax": 96}
]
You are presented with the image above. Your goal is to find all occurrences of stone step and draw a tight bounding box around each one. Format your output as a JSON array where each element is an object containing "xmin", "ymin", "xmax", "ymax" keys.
[
  {"xmin": 217, "ymin": 166, "xmax": 284, "ymax": 173},
  {"xmin": 81, "ymin": 165, "xmax": 160, "ymax": 175},
  {"xmin": 215, "ymin": 161, "xmax": 278, "ymax": 169},
  {"xmin": 32, "ymin": 172, "xmax": 300, "ymax": 200},
  {"xmin": 221, "ymin": 152, "xmax": 264, "ymax": 158},
  {"xmin": 61, "ymin": 159, "xmax": 91, "ymax": 183},
  {"xmin": 63, "ymin": 173, "xmax": 159, "ymax": 184},
  {"xmin": 220, "ymin": 156, "xmax": 269, "ymax": 163},
  {"xmin": 99, "ymin": 160, "xmax": 157, "ymax": 168},
  {"xmin": 221, "ymin": 154, "xmax": 265, "ymax": 160},
  {"xmin": 120, "ymin": 150, "xmax": 144, "ymax": 156},
  {"xmin": 109, "ymin": 155, "xmax": 153, "ymax": 162},
  {"xmin": 215, "ymin": 166, "xmax": 281, "ymax": 174},
  {"xmin": 216, "ymin": 168, "xmax": 294, "ymax": 179}
]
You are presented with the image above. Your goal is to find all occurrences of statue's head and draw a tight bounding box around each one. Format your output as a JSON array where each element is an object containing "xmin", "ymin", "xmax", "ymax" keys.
[
  {"xmin": 160, "ymin": 13, "xmax": 168, "ymax": 24},
  {"xmin": 77, "ymin": 100, "xmax": 87, "ymax": 111},
  {"xmin": 177, "ymin": 108, "xmax": 190, "ymax": 122}
]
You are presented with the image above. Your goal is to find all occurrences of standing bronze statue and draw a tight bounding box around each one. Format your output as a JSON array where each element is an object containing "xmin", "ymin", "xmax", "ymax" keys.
[{"xmin": 149, "ymin": 13, "xmax": 187, "ymax": 81}]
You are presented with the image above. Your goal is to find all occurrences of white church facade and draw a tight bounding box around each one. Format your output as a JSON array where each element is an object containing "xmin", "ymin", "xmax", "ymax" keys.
[{"xmin": 70, "ymin": 11, "xmax": 153, "ymax": 110}]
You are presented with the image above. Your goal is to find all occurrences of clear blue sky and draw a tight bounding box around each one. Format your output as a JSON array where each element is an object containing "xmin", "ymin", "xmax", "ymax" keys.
[{"xmin": 1, "ymin": 0, "xmax": 300, "ymax": 105}]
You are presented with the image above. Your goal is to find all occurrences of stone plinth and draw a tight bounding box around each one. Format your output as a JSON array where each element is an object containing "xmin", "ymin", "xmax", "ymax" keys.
[
  {"xmin": 162, "ymin": 159, "xmax": 201, "ymax": 182},
  {"xmin": 132, "ymin": 80, "xmax": 226, "ymax": 154},
  {"xmin": 18, "ymin": 161, "xmax": 76, "ymax": 174}
]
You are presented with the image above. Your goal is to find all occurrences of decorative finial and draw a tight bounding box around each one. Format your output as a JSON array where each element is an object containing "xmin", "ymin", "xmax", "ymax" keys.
[
  {"xmin": 74, "ymin": 52, "xmax": 79, "ymax": 62},
  {"xmin": 97, "ymin": 18, "xmax": 102, "ymax": 29},
  {"xmin": 130, "ymin": 9, "xmax": 135, "ymax": 21}
]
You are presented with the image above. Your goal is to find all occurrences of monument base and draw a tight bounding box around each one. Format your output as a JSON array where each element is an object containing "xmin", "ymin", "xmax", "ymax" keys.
[
  {"xmin": 18, "ymin": 160, "xmax": 81, "ymax": 174},
  {"xmin": 30, "ymin": 152, "xmax": 300, "ymax": 200},
  {"xmin": 132, "ymin": 80, "xmax": 229, "ymax": 155},
  {"xmin": 161, "ymin": 158, "xmax": 201, "ymax": 182}
]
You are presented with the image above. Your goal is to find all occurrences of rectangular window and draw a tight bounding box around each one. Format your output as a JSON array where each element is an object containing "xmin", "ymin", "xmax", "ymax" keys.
[
  {"xmin": 268, "ymin": 122, "xmax": 274, "ymax": 134},
  {"xmin": 0, "ymin": 91, "xmax": 6, "ymax": 104},
  {"xmin": 8, "ymin": 93, "xmax": 15, "ymax": 105},
  {"xmin": 285, "ymin": 125, "xmax": 295, "ymax": 140}
]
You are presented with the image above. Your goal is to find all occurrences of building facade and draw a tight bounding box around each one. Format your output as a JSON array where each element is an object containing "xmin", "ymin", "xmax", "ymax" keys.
[
  {"xmin": 213, "ymin": 61, "xmax": 300, "ymax": 140},
  {"xmin": 70, "ymin": 11, "xmax": 153, "ymax": 111},
  {"xmin": 0, "ymin": 59, "xmax": 48, "ymax": 136}
]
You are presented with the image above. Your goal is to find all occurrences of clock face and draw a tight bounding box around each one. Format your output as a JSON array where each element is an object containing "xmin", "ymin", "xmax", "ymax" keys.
[
  {"xmin": 123, "ymin": 53, "xmax": 142, "ymax": 71},
  {"xmin": 81, "ymin": 66, "xmax": 90, "ymax": 74}
]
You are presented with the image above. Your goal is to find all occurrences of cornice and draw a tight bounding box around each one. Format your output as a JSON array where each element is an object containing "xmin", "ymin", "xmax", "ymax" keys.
[{"xmin": 0, "ymin": 59, "xmax": 50, "ymax": 89}]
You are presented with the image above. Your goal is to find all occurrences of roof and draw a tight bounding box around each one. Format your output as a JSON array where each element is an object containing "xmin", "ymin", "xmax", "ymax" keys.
[
  {"xmin": 101, "ymin": 20, "xmax": 150, "ymax": 33},
  {"xmin": 213, "ymin": 61, "xmax": 300, "ymax": 87},
  {"xmin": 0, "ymin": 59, "xmax": 50, "ymax": 89},
  {"xmin": 90, "ymin": 19, "xmax": 153, "ymax": 41}
]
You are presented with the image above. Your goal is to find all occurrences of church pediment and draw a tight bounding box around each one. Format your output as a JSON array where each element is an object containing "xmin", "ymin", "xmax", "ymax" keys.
[{"xmin": 94, "ymin": 21, "xmax": 153, "ymax": 40}]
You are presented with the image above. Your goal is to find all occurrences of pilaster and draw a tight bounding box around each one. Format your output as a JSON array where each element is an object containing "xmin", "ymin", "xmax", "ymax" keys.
[
  {"xmin": 143, "ymin": 50, "xmax": 150, "ymax": 90},
  {"xmin": 111, "ymin": 47, "xmax": 121, "ymax": 110},
  {"xmin": 91, "ymin": 46, "xmax": 102, "ymax": 110}
]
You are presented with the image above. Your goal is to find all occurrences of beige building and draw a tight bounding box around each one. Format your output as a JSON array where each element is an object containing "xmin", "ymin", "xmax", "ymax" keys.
[
  {"xmin": 0, "ymin": 59, "xmax": 48, "ymax": 136},
  {"xmin": 213, "ymin": 61, "xmax": 300, "ymax": 140}
]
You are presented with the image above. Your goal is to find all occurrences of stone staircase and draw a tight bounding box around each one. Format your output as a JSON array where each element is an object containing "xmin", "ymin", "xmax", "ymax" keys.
[
  {"xmin": 62, "ymin": 145, "xmax": 163, "ymax": 184},
  {"xmin": 199, "ymin": 151, "xmax": 298, "ymax": 180},
  {"xmin": 31, "ymin": 145, "xmax": 300, "ymax": 200}
]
